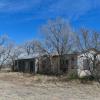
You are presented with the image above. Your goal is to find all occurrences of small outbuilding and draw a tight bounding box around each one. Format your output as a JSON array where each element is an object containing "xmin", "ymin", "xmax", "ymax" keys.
[{"xmin": 13, "ymin": 54, "xmax": 38, "ymax": 73}]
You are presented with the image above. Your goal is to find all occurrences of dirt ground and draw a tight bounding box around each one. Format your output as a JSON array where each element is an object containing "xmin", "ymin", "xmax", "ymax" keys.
[{"xmin": 0, "ymin": 72, "xmax": 100, "ymax": 100}]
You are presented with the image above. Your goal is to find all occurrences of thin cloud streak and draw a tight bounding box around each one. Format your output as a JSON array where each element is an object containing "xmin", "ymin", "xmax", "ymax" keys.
[
  {"xmin": 0, "ymin": 0, "xmax": 100, "ymax": 23},
  {"xmin": 0, "ymin": 0, "xmax": 42, "ymax": 12}
]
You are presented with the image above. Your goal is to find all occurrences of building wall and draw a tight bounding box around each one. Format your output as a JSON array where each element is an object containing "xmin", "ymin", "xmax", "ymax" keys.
[
  {"xmin": 37, "ymin": 54, "xmax": 78, "ymax": 74},
  {"xmin": 51, "ymin": 56, "xmax": 60, "ymax": 74},
  {"xmin": 77, "ymin": 51, "xmax": 100, "ymax": 76},
  {"xmin": 35, "ymin": 58, "xmax": 39, "ymax": 73},
  {"xmin": 62, "ymin": 54, "xmax": 78, "ymax": 74},
  {"xmin": 37, "ymin": 56, "xmax": 51, "ymax": 74},
  {"xmin": 77, "ymin": 52, "xmax": 100, "ymax": 69}
]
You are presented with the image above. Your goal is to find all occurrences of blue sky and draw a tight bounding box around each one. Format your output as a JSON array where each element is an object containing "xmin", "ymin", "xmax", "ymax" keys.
[{"xmin": 0, "ymin": 0, "xmax": 100, "ymax": 44}]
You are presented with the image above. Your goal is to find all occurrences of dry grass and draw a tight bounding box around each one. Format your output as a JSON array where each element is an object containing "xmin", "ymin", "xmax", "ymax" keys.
[{"xmin": 0, "ymin": 72, "xmax": 100, "ymax": 100}]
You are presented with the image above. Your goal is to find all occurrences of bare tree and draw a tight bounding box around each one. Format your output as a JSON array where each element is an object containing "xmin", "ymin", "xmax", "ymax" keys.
[
  {"xmin": 41, "ymin": 18, "xmax": 74, "ymax": 73},
  {"xmin": 0, "ymin": 34, "xmax": 12, "ymax": 70},
  {"xmin": 23, "ymin": 41, "xmax": 32, "ymax": 55},
  {"xmin": 23, "ymin": 40, "xmax": 47, "ymax": 56},
  {"xmin": 76, "ymin": 29, "xmax": 100, "ymax": 80},
  {"xmin": 8, "ymin": 45, "xmax": 23, "ymax": 71}
]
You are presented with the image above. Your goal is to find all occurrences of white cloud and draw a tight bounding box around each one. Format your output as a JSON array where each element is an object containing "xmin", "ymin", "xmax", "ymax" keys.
[
  {"xmin": 32, "ymin": 0, "xmax": 100, "ymax": 21},
  {"xmin": 47, "ymin": 0, "xmax": 94, "ymax": 20},
  {"xmin": 0, "ymin": 0, "xmax": 100, "ymax": 22},
  {"xmin": 0, "ymin": 0, "xmax": 42, "ymax": 12}
]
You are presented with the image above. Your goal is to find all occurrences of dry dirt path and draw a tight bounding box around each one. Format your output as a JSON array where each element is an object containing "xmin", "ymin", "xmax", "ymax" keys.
[{"xmin": 0, "ymin": 73, "xmax": 100, "ymax": 100}]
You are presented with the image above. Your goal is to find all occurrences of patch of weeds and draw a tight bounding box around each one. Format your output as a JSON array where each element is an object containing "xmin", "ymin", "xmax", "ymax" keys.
[
  {"xmin": 79, "ymin": 76, "xmax": 94, "ymax": 84},
  {"xmin": 67, "ymin": 72, "xmax": 79, "ymax": 80}
]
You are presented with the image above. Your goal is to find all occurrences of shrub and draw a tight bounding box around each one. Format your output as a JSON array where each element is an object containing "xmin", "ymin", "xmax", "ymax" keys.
[
  {"xmin": 79, "ymin": 76, "xmax": 94, "ymax": 84},
  {"xmin": 68, "ymin": 72, "xmax": 79, "ymax": 80}
]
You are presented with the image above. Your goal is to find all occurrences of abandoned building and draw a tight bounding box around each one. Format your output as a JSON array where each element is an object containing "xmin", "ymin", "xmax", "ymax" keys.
[
  {"xmin": 13, "ymin": 49, "xmax": 100, "ymax": 75},
  {"xmin": 13, "ymin": 53, "xmax": 78, "ymax": 74},
  {"xmin": 13, "ymin": 54, "xmax": 38, "ymax": 73},
  {"xmin": 77, "ymin": 48, "xmax": 100, "ymax": 77}
]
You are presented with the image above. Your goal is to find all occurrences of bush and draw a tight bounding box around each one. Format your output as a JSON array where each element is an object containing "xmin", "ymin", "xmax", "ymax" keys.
[
  {"xmin": 68, "ymin": 72, "xmax": 79, "ymax": 80},
  {"xmin": 79, "ymin": 76, "xmax": 94, "ymax": 84}
]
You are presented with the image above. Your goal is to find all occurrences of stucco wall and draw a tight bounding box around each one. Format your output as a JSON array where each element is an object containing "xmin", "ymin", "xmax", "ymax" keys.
[{"xmin": 77, "ymin": 50, "xmax": 100, "ymax": 77}]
